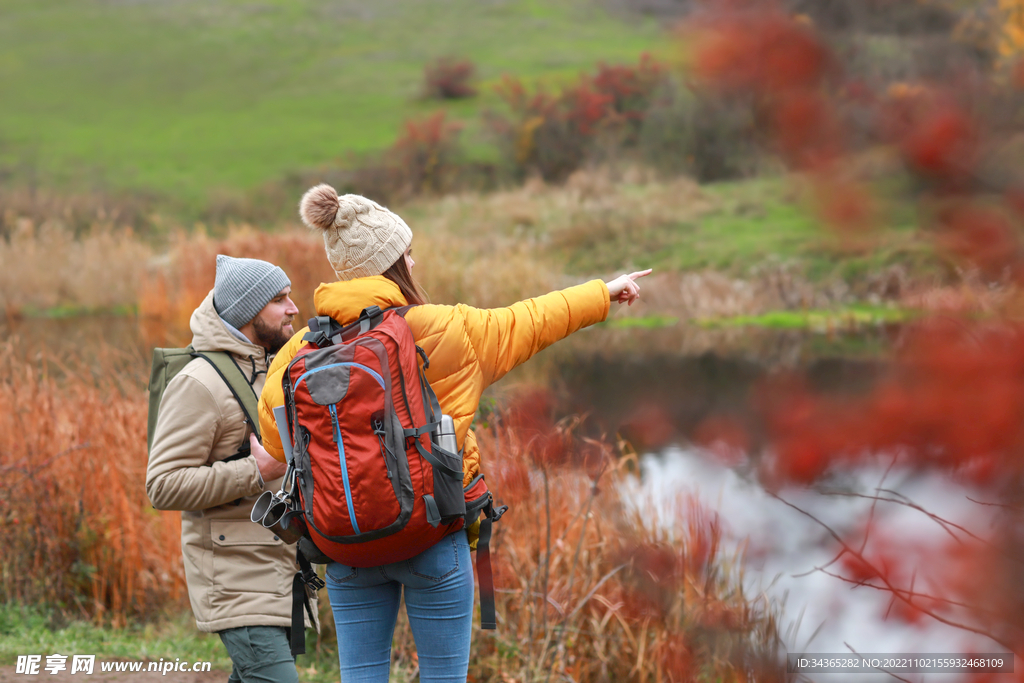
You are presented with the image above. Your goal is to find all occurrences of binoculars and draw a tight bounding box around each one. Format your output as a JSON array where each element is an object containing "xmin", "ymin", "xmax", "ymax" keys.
[{"xmin": 251, "ymin": 487, "xmax": 306, "ymax": 544}]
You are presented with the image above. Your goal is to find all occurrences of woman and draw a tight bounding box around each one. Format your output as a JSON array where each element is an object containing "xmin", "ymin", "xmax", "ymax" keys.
[{"xmin": 257, "ymin": 184, "xmax": 649, "ymax": 683}]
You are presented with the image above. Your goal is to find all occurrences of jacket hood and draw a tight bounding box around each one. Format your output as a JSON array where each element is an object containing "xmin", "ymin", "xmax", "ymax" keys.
[
  {"xmin": 190, "ymin": 290, "xmax": 266, "ymax": 359},
  {"xmin": 313, "ymin": 275, "xmax": 408, "ymax": 324}
]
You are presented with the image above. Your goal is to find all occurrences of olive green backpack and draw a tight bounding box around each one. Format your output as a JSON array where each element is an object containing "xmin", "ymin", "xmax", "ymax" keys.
[{"xmin": 147, "ymin": 346, "xmax": 260, "ymax": 454}]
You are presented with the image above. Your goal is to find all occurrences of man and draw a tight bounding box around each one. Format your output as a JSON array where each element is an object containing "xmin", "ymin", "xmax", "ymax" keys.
[{"xmin": 146, "ymin": 254, "xmax": 316, "ymax": 683}]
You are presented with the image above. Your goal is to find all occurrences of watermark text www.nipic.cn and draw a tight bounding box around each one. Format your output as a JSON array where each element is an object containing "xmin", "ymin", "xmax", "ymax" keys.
[{"xmin": 15, "ymin": 655, "xmax": 213, "ymax": 675}]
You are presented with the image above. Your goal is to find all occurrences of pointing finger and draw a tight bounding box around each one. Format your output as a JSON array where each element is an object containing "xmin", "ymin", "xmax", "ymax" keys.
[{"xmin": 628, "ymin": 269, "xmax": 653, "ymax": 282}]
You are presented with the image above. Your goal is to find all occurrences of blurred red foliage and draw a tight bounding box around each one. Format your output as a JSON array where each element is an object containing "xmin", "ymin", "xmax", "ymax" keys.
[
  {"xmin": 813, "ymin": 178, "xmax": 877, "ymax": 235},
  {"xmin": 758, "ymin": 320, "xmax": 1024, "ymax": 480},
  {"xmin": 694, "ymin": 414, "xmax": 750, "ymax": 466},
  {"xmin": 685, "ymin": 3, "xmax": 1024, "ymax": 653},
  {"xmin": 898, "ymin": 102, "xmax": 979, "ymax": 184},
  {"xmin": 489, "ymin": 53, "xmax": 667, "ymax": 180},
  {"xmin": 423, "ymin": 56, "xmax": 477, "ymax": 99},
  {"xmin": 692, "ymin": 10, "xmax": 832, "ymax": 96},
  {"xmin": 937, "ymin": 203, "xmax": 1021, "ymax": 278},
  {"xmin": 388, "ymin": 111, "xmax": 464, "ymax": 194},
  {"xmin": 772, "ymin": 92, "xmax": 844, "ymax": 168}
]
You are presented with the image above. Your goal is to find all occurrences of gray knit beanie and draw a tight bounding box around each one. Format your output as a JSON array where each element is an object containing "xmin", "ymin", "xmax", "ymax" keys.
[
  {"xmin": 213, "ymin": 255, "xmax": 292, "ymax": 329},
  {"xmin": 298, "ymin": 184, "xmax": 412, "ymax": 280}
]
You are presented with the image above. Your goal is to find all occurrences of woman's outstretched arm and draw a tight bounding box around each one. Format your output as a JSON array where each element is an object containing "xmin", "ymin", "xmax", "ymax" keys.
[{"xmin": 456, "ymin": 270, "xmax": 652, "ymax": 387}]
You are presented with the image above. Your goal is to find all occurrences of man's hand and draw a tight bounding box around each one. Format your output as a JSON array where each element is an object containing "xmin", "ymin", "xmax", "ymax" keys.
[
  {"xmin": 251, "ymin": 433, "xmax": 286, "ymax": 483},
  {"xmin": 605, "ymin": 269, "xmax": 653, "ymax": 306}
]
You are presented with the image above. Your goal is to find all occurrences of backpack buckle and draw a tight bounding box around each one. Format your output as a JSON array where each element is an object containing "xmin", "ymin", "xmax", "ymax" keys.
[
  {"xmin": 303, "ymin": 572, "xmax": 326, "ymax": 591},
  {"xmin": 491, "ymin": 504, "xmax": 509, "ymax": 522},
  {"xmin": 302, "ymin": 315, "xmax": 336, "ymax": 348}
]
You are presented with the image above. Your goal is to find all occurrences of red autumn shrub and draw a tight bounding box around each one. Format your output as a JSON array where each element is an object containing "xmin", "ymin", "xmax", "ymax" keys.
[
  {"xmin": 936, "ymin": 203, "xmax": 1020, "ymax": 278},
  {"xmin": 387, "ymin": 111, "xmax": 464, "ymax": 194},
  {"xmin": 690, "ymin": 9, "xmax": 833, "ymax": 97},
  {"xmin": 897, "ymin": 100, "xmax": 979, "ymax": 184},
  {"xmin": 592, "ymin": 52, "xmax": 665, "ymax": 136},
  {"xmin": 488, "ymin": 54, "xmax": 668, "ymax": 181},
  {"xmin": 423, "ymin": 56, "xmax": 477, "ymax": 100}
]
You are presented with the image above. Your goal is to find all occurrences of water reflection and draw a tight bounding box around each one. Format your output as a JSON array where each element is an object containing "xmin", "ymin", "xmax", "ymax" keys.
[{"xmin": 630, "ymin": 447, "xmax": 1005, "ymax": 682}]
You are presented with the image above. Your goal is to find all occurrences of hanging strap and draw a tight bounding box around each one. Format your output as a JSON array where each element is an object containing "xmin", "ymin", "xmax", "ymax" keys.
[
  {"xmin": 191, "ymin": 351, "xmax": 260, "ymax": 440},
  {"xmin": 476, "ymin": 500, "xmax": 508, "ymax": 630},
  {"xmin": 289, "ymin": 549, "xmax": 325, "ymax": 656}
]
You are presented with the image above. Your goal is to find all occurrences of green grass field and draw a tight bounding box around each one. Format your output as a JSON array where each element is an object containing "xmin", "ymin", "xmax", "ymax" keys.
[
  {"xmin": 664, "ymin": 178, "xmax": 937, "ymax": 281},
  {"xmin": 438, "ymin": 175, "xmax": 939, "ymax": 283},
  {"xmin": 0, "ymin": 603, "xmax": 355, "ymax": 683},
  {"xmin": 0, "ymin": 0, "xmax": 667, "ymax": 209}
]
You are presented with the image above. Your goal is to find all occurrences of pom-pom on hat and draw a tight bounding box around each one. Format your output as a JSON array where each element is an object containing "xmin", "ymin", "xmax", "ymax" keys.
[{"xmin": 299, "ymin": 184, "xmax": 413, "ymax": 281}]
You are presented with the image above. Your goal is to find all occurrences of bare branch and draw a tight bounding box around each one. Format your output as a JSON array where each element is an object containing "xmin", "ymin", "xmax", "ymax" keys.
[
  {"xmin": 967, "ymin": 496, "xmax": 1023, "ymax": 512},
  {"xmin": 770, "ymin": 492, "xmax": 1021, "ymax": 656}
]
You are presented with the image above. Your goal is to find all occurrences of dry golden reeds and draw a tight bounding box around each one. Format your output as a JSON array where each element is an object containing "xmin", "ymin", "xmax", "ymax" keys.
[
  {"xmin": 0, "ymin": 345, "xmax": 183, "ymax": 625},
  {"xmin": 0, "ymin": 219, "xmax": 151, "ymax": 316},
  {"xmin": 1, "ymin": 171, "xmax": 808, "ymax": 342},
  {"xmin": 373, "ymin": 397, "xmax": 783, "ymax": 682},
  {"xmin": 137, "ymin": 216, "xmax": 566, "ymax": 348}
]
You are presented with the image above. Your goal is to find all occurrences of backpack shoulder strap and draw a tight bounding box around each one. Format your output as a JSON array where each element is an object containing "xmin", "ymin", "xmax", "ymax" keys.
[{"xmin": 191, "ymin": 351, "xmax": 261, "ymax": 441}]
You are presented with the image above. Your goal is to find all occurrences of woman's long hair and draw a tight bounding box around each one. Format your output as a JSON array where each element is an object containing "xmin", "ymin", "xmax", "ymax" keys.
[{"xmin": 383, "ymin": 255, "xmax": 428, "ymax": 305}]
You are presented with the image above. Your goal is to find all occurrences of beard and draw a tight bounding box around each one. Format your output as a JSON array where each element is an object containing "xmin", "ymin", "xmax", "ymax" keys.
[{"xmin": 253, "ymin": 315, "xmax": 293, "ymax": 354}]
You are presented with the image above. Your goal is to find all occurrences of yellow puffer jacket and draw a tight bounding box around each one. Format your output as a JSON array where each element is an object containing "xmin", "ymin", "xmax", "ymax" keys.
[{"xmin": 258, "ymin": 275, "xmax": 610, "ymax": 486}]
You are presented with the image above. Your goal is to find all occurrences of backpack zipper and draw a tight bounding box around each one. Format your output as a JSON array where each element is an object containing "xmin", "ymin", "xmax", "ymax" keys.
[
  {"xmin": 295, "ymin": 362, "xmax": 384, "ymax": 390},
  {"xmin": 328, "ymin": 404, "xmax": 361, "ymax": 535}
]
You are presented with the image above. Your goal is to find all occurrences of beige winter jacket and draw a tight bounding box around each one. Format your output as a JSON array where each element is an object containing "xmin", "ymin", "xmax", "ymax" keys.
[{"xmin": 146, "ymin": 291, "xmax": 317, "ymax": 633}]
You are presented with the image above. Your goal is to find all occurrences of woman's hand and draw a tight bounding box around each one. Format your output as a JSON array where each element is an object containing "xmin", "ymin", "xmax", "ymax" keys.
[{"xmin": 605, "ymin": 269, "xmax": 652, "ymax": 306}]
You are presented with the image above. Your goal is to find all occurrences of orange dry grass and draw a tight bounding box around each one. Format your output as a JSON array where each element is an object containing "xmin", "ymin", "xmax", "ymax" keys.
[
  {"xmin": 138, "ymin": 220, "xmax": 564, "ymax": 348},
  {"xmin": 391, "ymin": 407, "xmax": 782, "ymax": 683},
  {"xmin": 0, "ymin": 220, "xmax": 151, "ymax": 316},
  {"xmin": 138, "ymin": 227, "xmax": 337, "ymax": 347},
  {"xmin": 0, "ymin": 347, "xmax": 183, "ymax": 625}
]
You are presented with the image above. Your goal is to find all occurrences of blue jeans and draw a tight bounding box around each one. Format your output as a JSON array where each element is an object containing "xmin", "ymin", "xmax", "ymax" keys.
[{"xmin": 325, "ymin": 532, "xmax": 474, "ymax": 683}]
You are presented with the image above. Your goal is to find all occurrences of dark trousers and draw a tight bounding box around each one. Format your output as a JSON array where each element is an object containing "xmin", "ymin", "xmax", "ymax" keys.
[{"xmin": 218, "ymin": 625, "xmax": 298, "ymax": 683}]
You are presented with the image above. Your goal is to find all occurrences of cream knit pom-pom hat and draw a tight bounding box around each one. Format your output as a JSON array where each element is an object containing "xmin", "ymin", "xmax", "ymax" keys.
[{"xmin": 298, "ymin": 184, "xmax": 413, "ymax": 281}]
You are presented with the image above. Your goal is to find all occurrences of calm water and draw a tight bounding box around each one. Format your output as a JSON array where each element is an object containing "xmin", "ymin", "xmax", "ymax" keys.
[{"xmin": 631, "ymin": 448, "xmax": 1001, "ymax": 682}]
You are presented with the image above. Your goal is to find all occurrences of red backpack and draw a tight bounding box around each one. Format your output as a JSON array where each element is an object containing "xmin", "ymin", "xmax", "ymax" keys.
[{"xmin": 280, "ymin": 305, "xmax": 506, "ymax": 627}]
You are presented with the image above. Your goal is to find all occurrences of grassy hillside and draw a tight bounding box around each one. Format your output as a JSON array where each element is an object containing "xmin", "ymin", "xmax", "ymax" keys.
[
  {"xmin": 393, "ymin": 173, "xmax": 933, "ymax": 282},
  {"xmin": 0, "ymin": 0, "xmax": 667, "ymax": 208}
]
